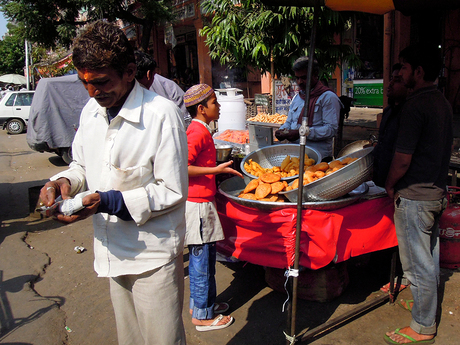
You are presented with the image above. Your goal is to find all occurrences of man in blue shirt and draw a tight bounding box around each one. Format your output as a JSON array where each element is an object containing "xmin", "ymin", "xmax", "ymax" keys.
[{"xmin": 275, "ymin": 56, "xmax": 342, "ymax": 161}]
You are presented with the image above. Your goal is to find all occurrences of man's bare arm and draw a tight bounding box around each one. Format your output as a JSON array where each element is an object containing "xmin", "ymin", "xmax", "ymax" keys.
[{"xmin": 385, "ymin": 151, "xmax": 412, "ymax": 199}]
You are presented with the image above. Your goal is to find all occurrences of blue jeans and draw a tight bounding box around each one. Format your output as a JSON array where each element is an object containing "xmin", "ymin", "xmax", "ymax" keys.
[
  {"xmin": 188, "ymin": 242, "xmax": 217, "ymax": 320},
  {"xmin": 394, "ymin": 196, "xmax": 445, "ymax": 335}
]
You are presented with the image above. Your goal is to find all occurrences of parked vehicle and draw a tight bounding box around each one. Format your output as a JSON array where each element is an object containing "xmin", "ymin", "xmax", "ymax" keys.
[
  {"xmin": 0, "ymin": 90, "xmax": 35, "ymax": 134},
  {"xmin": 26, "ymin": 74, "xmax": 89, "ymax": 164}
]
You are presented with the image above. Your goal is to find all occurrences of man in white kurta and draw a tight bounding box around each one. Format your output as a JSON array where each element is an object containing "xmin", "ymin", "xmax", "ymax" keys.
[
  {"xmin": 40, "ymin": 21, "xmax": 188, "ymax": 345},
  {"xmin": 54, "ymin": 81, "xmax": 188, "ymax": 277}
]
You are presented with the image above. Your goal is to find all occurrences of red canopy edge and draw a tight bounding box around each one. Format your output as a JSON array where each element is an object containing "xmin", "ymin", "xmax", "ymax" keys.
[
  {"xmin": 260, "ymin": 0, "xmax": 460, "ymax": 16},
  {"xmin": 326, "ymin": 0, "xmax": 394, "ymax": 15}
]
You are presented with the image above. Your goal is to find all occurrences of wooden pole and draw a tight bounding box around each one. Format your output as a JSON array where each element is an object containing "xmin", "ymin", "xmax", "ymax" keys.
[{"xmin": 271, "ymin": 55, "xmax": 276, "ymax": 115}]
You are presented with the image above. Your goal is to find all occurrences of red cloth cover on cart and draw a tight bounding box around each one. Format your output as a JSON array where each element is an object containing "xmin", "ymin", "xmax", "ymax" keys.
[{"xmin": 216, "ymin": 194, "xmax": 397, "ymax": 269}]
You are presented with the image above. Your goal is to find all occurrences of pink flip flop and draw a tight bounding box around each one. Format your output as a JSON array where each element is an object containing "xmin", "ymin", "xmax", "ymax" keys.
[
  {"xmin": 380, "ymin": 282, "xmax": 410, "ymax": 294},
  {"xmin": 195, "ymin": 314, "xmax": 234, "ymax": 332}
]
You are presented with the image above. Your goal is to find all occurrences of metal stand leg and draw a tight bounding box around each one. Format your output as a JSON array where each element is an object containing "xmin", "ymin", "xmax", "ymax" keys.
[{"xmin": 388, "ymin": 249, "xmax": 398, "ymax": 303}]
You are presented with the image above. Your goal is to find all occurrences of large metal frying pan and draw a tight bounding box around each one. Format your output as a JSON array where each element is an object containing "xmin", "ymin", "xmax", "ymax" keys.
[
  {"xmin": 337, "ymin": 135, "xmax": 377, "ymax": 158},
  {"xmin": 337, "ymin": 140, "xmax": 372, "ymax": 158}
]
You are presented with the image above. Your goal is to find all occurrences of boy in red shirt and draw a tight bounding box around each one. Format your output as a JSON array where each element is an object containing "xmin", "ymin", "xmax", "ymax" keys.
[{"xmin": 184, "ymin": 84, "xmax": 242, "ymax": 331}]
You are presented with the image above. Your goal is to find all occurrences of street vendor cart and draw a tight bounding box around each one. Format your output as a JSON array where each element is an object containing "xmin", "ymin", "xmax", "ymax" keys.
[
  {"xmin": 213, "ymin": 143, "xmax": 399, "ymax": 342},
  {"xmin": 215, "ymin": 143, "xmax": 395, "ymax": 272},
  {"xmin": 216, "ymin": 179, "xmax": 396, "ymax": 272}
]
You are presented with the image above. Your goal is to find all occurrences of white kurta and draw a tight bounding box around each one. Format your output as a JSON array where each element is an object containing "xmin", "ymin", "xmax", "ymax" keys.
[{"xmin": 52, "ymin": 81, "xmax": 189, "ymax": 277}]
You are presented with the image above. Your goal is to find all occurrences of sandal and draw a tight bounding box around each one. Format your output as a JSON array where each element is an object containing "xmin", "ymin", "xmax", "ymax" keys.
[
  {"xmin": 397, "ymin": 299, "xmax": 414, "ymax": 312},
  {"xmin": 380, "ymin": 282, "xmax": 410, "ymax": 294},
  {"xmin": 384, "ymin": 328, "xmax": 435, "ymax": 344},
  {"xmin": 195, "ymin": 314, "xmax": 234, "ymax": 332},
  {"xmin": 214, "ymin": 302, "xmax": 229, "ymax": 314}
]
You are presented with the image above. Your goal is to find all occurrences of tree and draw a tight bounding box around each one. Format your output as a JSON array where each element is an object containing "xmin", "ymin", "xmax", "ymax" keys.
[
  {"xmin": 0, "ymin": 21, "xmax": 76, "ymax": 82},
  {"xmin": 0, "ymin": 0, "xmax": 175, "ymax": 50},
  {"xmin": 200, "ymin": 0, "xmax": 362, "ymax": 80},
  {"xmin": 0, "ymin": 22, "xmax": 26, "ymax": 74}
]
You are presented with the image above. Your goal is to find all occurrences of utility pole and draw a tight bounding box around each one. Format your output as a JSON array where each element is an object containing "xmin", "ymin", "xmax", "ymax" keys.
[{"xmin": 25, "ymin": 40, "xmax": 33, "ymax": 90}]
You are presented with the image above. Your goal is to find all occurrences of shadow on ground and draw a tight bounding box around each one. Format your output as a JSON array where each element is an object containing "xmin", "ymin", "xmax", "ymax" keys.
[{"xmin": 213, "ymin": 248, "xmax": 398, "ymax": 345}]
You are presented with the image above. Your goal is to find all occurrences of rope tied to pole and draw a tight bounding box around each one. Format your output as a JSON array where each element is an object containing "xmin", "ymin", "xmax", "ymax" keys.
[
  {"xmin": 283, "ymin": 330, "xmax": 299, "ymax": 344},
  {"xmin": 286, "ymin": 267, "xmax": 299, "ymax": 278},
  {"xmin": 282, "ymin": 268, "xmax": 299, "ymax": 312}
]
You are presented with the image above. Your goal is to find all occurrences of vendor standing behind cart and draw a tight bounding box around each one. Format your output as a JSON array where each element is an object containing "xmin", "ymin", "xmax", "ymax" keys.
[
  {"xmin": 275, "ymin": 56, "xmax": 342, "ymax": 161},
  {"xmin": 183, "ymin": 84, "xmax": 242, "ymax": 332},
  {"xmin": 384, "ymin": 44, "xmax": 453, "ymax": 345}
]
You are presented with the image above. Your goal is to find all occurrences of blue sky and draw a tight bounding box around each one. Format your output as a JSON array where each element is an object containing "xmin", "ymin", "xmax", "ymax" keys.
[{"xmin": 0, "ymin": 13, "xmax": 7, "ymax": 37}]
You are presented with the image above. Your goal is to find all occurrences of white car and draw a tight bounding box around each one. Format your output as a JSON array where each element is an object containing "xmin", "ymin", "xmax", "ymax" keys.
[{"xmin": 0, "ymin": 90, "xmax": 35, "ymax": 134}]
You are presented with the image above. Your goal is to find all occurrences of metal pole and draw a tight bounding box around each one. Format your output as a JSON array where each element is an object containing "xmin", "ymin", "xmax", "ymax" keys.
[
  {"xmin": 271, "ymin": 56, "xmax": 276, "ymax": 115},
  {"xmin": 25, "ymin": 40, "xmax": 30, "ymax": 90},
  {"xmin": 29, "ymin": 41, "xmax": 34, "ymax": 90},
  {"xmin": 286, "ymin": 2, "xmax": 320, "ymax": 343},
  {"xmin": 388, "ymin": 249, "xmax": 397, "ymax": 302}
]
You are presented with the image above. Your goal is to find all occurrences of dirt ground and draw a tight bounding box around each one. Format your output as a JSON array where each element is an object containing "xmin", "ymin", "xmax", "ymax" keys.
[{"xmin": 1, "ymin": 112, "xmax": 460, "ymax": 345}]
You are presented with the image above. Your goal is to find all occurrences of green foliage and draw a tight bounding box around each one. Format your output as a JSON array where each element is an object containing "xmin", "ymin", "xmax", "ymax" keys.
[
  {"xmin": 0, "ymin": 0, "xmax": 174, "ymax": 50},
  {"xmin": 0, "ymin": 22, "xmax": 26, "ymax": 74},
  {"xmin": 0, "ymin": 0, "xmax": 82, "ymax": 47},
  {"xmin": 0, "ymin": 21, "xmax": 75, "ymax": 79},
  {"xmin": 201, "ymin": 0, "xmax": 362, "ymax": 79}
]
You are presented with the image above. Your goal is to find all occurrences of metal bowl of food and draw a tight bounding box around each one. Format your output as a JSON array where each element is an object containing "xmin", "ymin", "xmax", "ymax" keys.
[
  {"xmin": 215, "ymin": 144, "xmax": 233, "ymax": 162},
  {"xmin": 279, "ymin": 147, "xmax": 374, "ymax": 202},
  {"xmin": 240, "ymin": 144, "xmax": 322, "ymax": 181},
  {"xmin": 217, "ymin": 176, "xmax": 368, "ymax": 211}
]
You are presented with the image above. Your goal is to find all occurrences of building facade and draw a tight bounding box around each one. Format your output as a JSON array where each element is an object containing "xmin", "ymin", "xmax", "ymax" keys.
[{"xmin": 123, "ymin": 2, "xmax": 460, "ymax": 116}]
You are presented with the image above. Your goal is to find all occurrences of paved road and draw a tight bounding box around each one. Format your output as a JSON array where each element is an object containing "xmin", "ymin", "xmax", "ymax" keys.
[
  {"xmin": 0, "ymin": 129, "xmax": 70, "ymax": 343},
  {"xmin": 1, "ymin": 129, "xmax": 460, "ymax": 345}
]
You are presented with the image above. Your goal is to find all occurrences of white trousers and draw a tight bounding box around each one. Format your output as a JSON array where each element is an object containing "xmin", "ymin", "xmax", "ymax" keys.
[{"xmin": 109, "ymin": 254, "xmax": 186, "ymax": 345}]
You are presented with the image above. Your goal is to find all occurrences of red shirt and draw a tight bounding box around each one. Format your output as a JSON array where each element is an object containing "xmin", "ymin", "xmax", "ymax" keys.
[{"xmin": 186, "ymin": 120, "xmax": 216, "ymax": 202}]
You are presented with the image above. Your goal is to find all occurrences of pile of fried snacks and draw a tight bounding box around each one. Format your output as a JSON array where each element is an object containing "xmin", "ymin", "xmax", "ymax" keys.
[
  {"xmin": 238, "ymin": 173, "xmax": 289, "ymax": 202},
  {"xmin": 238, "ymin": 157, "xmax": 359, "ymax": 201},
  {"xmin": 247, "ymin": 113, "xmax": 287, "ymax": 124},
  {"xmin": 243, "ymin": 154, "xmax": 316, "ymax": 178},
  {"xmin": 285, "ymin": 157, "xmax": 358, "ymax": 191}
]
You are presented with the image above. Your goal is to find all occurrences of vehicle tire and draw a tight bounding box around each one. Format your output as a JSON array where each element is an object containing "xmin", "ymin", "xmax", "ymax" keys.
[
  {"xmin": 6, "ymin": 118, "xmax": 25, "ymax": 134},
  {"xmin": 61, "ymin": 147, "xmax": 73, "ymax": 165}
]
